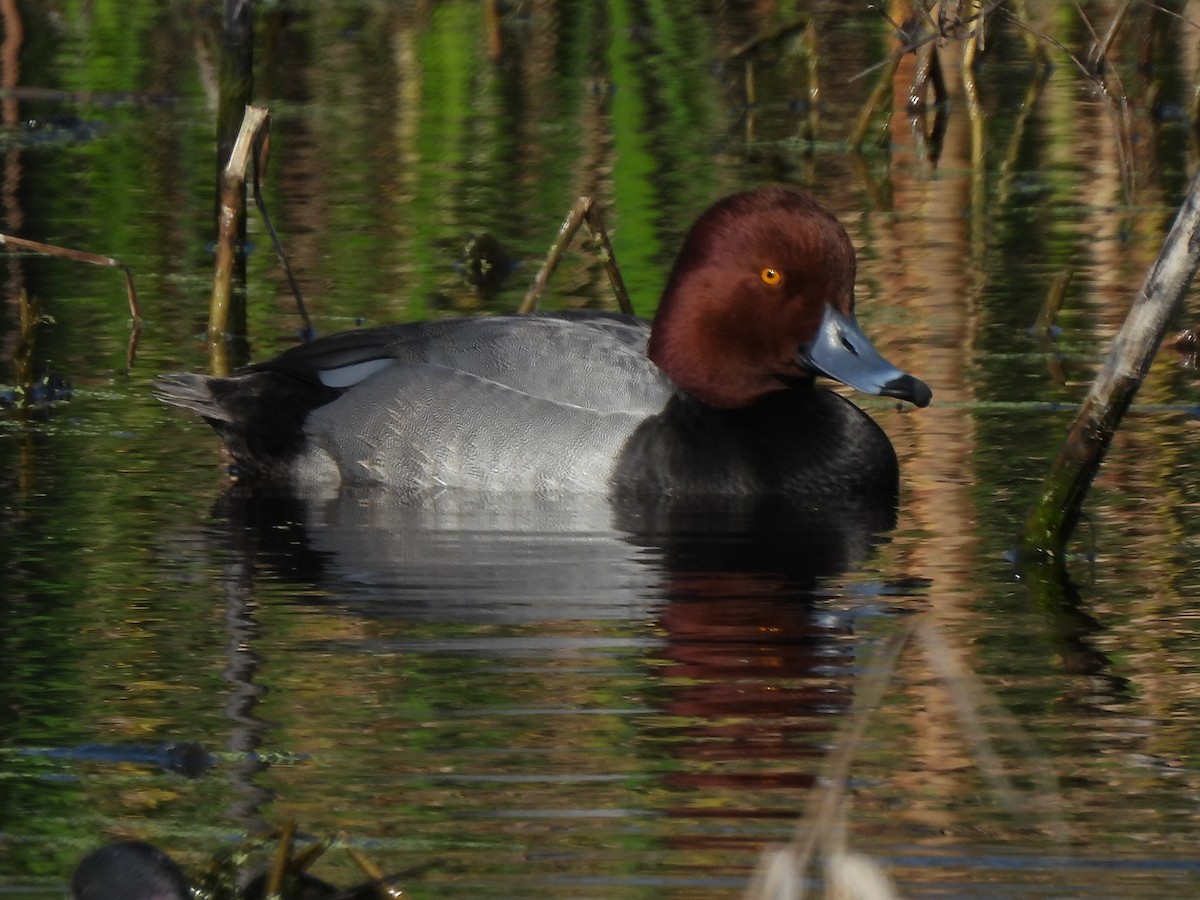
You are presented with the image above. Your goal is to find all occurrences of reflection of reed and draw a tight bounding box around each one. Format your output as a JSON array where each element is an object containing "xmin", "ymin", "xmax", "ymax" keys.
[
  {"xmin": 221, "ymin": 561, "xmax": 273, "ymax": 832},
  {"xmin": 0, "ymin": 0, "xmax": 24, "ymax": 364},
  {"xmin": 861, "ymin": 14, "xmax": 988, "ymax": 839},
  {"xmin": 1030, "ymin": 5, "xmax": 1200, "ymax": 747},
  {"xmin": 0, "ymin": 0, "xmax": 34, "ymax": 498}
]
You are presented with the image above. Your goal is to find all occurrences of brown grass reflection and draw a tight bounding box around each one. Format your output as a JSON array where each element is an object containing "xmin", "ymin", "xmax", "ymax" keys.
[{"xmin": 870, "ymin": 26, "xmax": 986, "ymax": 840}]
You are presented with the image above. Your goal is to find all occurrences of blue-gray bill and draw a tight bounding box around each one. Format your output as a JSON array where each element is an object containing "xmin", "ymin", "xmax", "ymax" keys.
[{"xmin": 801, "ymin": 304, "xmax": 933, "ymax": 408}]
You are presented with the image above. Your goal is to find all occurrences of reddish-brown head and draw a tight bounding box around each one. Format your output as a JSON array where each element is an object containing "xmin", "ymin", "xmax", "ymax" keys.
[{"xmin": 647, "ymin": 189, "xmax": 859, "ymax": 408}]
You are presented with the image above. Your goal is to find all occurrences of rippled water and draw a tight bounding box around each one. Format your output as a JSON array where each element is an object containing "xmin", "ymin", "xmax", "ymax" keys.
[{"xmin": 3, "ymin": 2, "xmax": 1200, "ymax": 897}]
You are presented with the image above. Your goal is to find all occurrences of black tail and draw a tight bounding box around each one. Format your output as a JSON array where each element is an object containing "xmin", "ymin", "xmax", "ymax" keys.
[{"xmin": 152, "ymin": 373, "xmax": 235, "ymax": 423}]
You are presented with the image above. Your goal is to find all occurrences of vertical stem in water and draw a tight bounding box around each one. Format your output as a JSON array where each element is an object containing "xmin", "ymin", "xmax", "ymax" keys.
[
  {"xmin": 210, "ymin": 107, "xmax": 269, "ymax": 371},
  {"xmin": 213, "ymin": 0, "xmax": 255, "ymax": 367}
]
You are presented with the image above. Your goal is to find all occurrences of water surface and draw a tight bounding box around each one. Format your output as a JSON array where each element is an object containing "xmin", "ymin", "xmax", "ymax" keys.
[{"xmin": 2, "ymin": 2, "xmax": 1200, "ymax": 897}]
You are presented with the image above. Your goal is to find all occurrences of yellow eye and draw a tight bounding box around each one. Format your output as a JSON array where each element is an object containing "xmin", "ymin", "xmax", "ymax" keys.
[{"xmin": 760, "ymin": 267, "xmax": 783, "ymax": 286}]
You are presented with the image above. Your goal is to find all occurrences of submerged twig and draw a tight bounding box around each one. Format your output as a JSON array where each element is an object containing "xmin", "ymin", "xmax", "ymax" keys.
[
  {"xmin": 519, "ymin": 196, "xmax": 633, "ymax": 315},
  {"xmin": 1035, "ymin": 271, "xmax": 1073, "ymax": 335},
  {"xmin": 0, "ymin": 232, "xmax": 142, "ymax": 370},
  {"xmin": 0, "ymin": 233, "xmax": 142, "ymax": 324},
  {"xmin": 1034, "ymin": 271, "xmax": 1073, "ymax": 386}
]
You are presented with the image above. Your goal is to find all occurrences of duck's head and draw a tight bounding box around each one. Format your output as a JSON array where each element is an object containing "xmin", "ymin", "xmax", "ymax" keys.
[{"xmin": 648, "ymin": 188, "xmax": 932, "ymax": 410}]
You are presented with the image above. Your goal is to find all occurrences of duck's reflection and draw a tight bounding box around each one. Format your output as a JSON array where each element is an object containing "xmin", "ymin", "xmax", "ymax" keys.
[
  {"xmin": 211, "ymin": 485, "xmax": 898, "ymax": 831},
  {"xmin": 218, "ymin": 486, "xmax": 894, "ymax": 612}
]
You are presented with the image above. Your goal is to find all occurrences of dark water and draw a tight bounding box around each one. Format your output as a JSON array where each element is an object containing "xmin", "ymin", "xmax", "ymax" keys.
[{"xmin": 3, "ymin": 2, "xmax": 1200, "ymax": 897}]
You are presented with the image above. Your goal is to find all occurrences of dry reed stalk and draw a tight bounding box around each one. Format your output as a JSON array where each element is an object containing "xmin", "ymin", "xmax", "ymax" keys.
[
  {"xmin": 0, "ymin": 233, "xmax": 143, "ymax": 370},
  {"xmin": 210, "ymin": 104, "xmax": 269, "ymax": 353},
  {"xmin": 518, "ymin": 196, "xmax": 633, "ymax": 315},
  {"xmin": 0, "ymin": 233, "xmax": 141, "ymax": 324},
  {"xmin": 1023, "ymin": 165, "xmax": 1200, "ymax": 556}
]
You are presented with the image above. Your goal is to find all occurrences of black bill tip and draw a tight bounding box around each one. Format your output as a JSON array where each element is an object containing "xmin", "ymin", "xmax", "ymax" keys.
[{"xmin": 881, "ymin": 373, "xmax": 933, "ymax": 408}]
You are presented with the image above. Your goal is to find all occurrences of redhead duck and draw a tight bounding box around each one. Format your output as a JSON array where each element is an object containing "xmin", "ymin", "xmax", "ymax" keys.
[{"xmin": 155, "ymin": 189, "xmax": 930, "ymax": 499}]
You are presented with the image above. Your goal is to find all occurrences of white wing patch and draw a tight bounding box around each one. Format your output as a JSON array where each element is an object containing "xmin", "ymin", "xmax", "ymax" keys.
[{"xmin": 318, "ymin": 357, "xmax": 393, "ymax": 388}]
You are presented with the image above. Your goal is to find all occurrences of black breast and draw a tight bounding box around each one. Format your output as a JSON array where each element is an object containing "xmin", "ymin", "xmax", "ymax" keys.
[{"xmin": 610, "ymin": 389, "xmax": 900, "ymax": 503}]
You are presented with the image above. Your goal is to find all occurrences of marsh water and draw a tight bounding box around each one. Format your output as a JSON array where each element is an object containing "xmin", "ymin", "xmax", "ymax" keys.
[{"xmin": 4, "ymin": 2, "xmax": 1200, "ymax": 897}]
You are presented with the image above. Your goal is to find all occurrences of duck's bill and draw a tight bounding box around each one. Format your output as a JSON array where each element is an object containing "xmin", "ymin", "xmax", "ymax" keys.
[{"xmin": 800, "ymin": 305, "xmax": 933, "ymax": 408}]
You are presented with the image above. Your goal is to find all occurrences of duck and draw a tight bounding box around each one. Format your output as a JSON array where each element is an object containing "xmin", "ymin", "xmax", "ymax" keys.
[
  {"xmin": 70, "ymin": 841, "xmax": 190, "ymax": 900},
  {"xmin": 155, "ymin": 188, "xmax": 931, "ymax": 500},
  {"xmin": 69, "ymin": 839, "xmax": 373, "ymax": 900}
]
